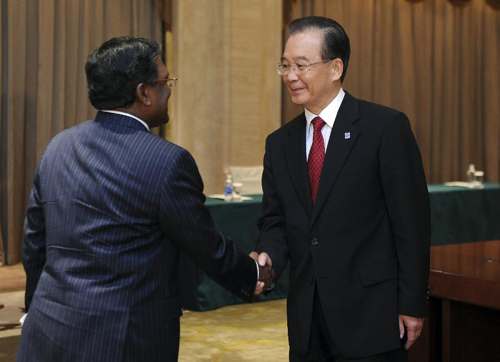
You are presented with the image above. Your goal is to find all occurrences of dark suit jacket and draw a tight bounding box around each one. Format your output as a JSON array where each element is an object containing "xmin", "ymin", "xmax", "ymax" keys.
[
  {"xmin": 19, "ymin": 111, "xmax": 257, "ymax": 362},
  {"xmin": 256, "ymin": 92, "xmax": 430, "ymax": 359}
]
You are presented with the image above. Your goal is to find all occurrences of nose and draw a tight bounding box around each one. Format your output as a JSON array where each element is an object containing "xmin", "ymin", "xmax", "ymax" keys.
[{"xmin": 284, "ymin": 68, "xmax": 299, "ymax": 82}]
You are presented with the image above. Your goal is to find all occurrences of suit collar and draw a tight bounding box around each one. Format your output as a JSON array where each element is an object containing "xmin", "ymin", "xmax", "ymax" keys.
[
  {"xmin": 94, "ymin": 111, "xmax": 150, "ymax": 132},
  {"xmin": 100, "ymin": 110, "xmax": 150, "ymax": 131}
]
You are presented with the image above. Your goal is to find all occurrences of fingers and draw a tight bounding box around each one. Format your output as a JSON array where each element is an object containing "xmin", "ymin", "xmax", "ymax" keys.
[
  {"xmin": 249, "ymin": 251, "xmax": 272, "ymax": 267},
  {"xmin": 258, "ymin": 252, "xmax": 272, "ymax": 267},
  {"xmin": 254, "ymin": 281, "xmax": 265, "ymax": 296},
  {"xmin": 398, "ymin": 316, "xmax": 405, "ymax": 339},
  {"xmin": 249, "ymin": 252, "xmax": 275, "ymax": 294},
  {"xmin": 399, "ymin": 315, "xmax": 424, "ymax": 350}
]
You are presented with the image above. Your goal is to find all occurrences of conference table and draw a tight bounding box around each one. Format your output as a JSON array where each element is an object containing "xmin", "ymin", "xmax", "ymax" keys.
[
  {"xmin": 409, "ymin": 239, "xmax": 500, "ymax": 361},
  {"xmin": 180, "ymin": 183, "xmax": 500, "ymax": 311}
]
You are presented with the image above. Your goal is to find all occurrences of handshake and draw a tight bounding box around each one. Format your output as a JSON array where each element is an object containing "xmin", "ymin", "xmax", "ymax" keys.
[
  {"xmin": 258, "ymin": 263, "xmax": 276, "ymax": 290},
  {"xmin": 250, "ymin": 252, "xmax": 275, "ymax": 295}
]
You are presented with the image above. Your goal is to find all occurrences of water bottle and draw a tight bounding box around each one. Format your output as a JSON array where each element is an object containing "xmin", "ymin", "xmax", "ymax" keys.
[
  {"xmin": 467, "ymin": 164, "xmax": 476, "ymax": 186},
  {"xmin": 224, "ymin": 173, "xmax": 233, "ymax": 202}
]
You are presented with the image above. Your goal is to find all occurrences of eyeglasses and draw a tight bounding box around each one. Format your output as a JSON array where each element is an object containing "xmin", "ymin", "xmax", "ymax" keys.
[
  {"xmin": 155, "ymin": 77, "xmax": 178, "ymax": 88},
  {"xmin": 275, "ymin": 59, "xmax": 333, "ymax": 76}
]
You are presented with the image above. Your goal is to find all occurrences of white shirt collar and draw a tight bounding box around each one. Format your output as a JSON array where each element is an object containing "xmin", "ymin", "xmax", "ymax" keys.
[
  {"xmin": 304, "ymin": 88, "xmax": 345, "ymax": 129},
  {"xmin": 101, "ymin": 110, "xmax": 150, "ymax": 131}
]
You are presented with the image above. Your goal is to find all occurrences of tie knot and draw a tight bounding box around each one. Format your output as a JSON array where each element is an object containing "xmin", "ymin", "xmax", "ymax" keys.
[{"xmin": 312, "ymin": 117, "xmax": 325, "ymax": 132}]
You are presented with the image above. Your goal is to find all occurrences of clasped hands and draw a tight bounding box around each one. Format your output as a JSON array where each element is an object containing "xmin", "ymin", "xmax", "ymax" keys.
[{"xmin": 250, "ymin": 252, "xmax": 275, "ymax": 295}]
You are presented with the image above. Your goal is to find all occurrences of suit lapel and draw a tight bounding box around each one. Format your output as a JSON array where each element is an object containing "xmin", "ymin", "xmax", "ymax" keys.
[
  {"xmin": 312, "ymin": 92, "xmax": 360, "ymax": 224},
  {"xmin": 283, "ymin": 114, "xmax": 314, "ymax": 214}
]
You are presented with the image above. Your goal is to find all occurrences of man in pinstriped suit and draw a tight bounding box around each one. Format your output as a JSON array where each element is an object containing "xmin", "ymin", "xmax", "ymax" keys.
[{"xmin": 18, "ymin": 36, "xmax": 273, "ymax": 362}]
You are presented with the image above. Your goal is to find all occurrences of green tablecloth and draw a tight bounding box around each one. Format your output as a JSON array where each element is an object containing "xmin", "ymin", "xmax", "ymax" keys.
[
  {"xmin": 180, "ymin": 183, "xmax": 500, "ymax": 311},
  {"xmin": 428, "ymin": 183, "xmax": 500, "ymax": 245},
  {"xmin": 179, "ymin": 196, "xmax": 290, "ymax": 311}
]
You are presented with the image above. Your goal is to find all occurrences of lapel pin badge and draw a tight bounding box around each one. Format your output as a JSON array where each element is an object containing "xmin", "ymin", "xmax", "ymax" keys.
[{"xmin": 344, "ymin": 132, "xmax": 351, "ymax": 140}]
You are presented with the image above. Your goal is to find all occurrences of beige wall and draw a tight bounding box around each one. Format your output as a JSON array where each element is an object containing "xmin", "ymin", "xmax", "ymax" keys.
[{"xmin": 169, "ymin": 0, "xmax": 282, "ymax": 194}]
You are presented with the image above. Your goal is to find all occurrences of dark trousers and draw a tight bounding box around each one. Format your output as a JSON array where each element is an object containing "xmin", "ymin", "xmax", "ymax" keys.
[
  {"xmin": 124, "ymin": 318, "xmax": 180, "ymax": 362},
  {"xmin": 290, "ymin": 288, "xmax": 408, "ymax": 362}
]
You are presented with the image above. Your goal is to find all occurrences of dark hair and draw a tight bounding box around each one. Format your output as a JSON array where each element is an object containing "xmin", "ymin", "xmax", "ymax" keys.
[
  {"xmin": 288, "ymin": 16, "xmax": 350, "ymax": 83},
  {"xmin": 85, "ymin": 36, "xmax": 162, "ymax": 110}
]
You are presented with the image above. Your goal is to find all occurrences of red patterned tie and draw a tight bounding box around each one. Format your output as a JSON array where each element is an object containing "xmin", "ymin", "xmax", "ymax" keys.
[{"xmin": 308, "ymin": 117, "xmax": 326, "ymax": 203}]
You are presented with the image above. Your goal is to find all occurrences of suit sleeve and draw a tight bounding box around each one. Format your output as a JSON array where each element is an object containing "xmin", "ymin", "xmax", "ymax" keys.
[
  {"xmin": 379, "ymin": 112, "xmax": 431, "ymax": 317},
  {"xmin": 22, "ymin": 170, "xmax": 47, "ymax": 312},
  {"xmin": 255, "ymin": 137, "xmax": 290, "ymax": 279},
  {"xmin": 158, "ymin": 148, "xmax": 257, "ymax": 302}
]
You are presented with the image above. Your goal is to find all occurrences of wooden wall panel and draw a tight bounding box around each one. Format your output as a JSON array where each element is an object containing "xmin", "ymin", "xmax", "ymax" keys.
[{"xmin": 170, "ymin": 0, "xmax": 282, "ymax": 194}]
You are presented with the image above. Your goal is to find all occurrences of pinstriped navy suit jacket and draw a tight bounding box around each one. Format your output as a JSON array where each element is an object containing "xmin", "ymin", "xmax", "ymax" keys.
[{"xmin": 18, "ymin": 111, "xmax": 257, "ymax": 361}]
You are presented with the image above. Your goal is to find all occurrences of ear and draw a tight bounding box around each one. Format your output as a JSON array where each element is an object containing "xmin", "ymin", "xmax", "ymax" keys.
[
  {"xmin": 331, "ymin": 58, "xmax": 344, "ymax": 82},
  {"xmin": 136, "ymin": 83, "xmax": 152, "ymax": 106}
]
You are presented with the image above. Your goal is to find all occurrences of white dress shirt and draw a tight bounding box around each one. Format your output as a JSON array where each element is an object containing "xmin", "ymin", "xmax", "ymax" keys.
[{"xmin": 304, "ymin": 88, "xmax": 345, "ymax": 160}]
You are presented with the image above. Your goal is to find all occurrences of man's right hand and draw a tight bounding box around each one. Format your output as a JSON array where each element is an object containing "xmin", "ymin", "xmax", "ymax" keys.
[
  {"xmin": 250, "ymin": 252, "xmax": 274, "ymax": 295},
  {"xmin": 258, "ymin": 263, "xmax": 275, "ymax": 290}
]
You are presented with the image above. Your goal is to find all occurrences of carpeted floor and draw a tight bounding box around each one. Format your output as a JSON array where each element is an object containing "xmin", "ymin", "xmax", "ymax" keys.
[
  {"xmin": 0, "ymin": 335, "xmax": 20, "ymax": 361},
  {"xmin": 179, "ymin": 299, "xmax": 288, "ymax": 361},
  {"xmin": 0, "ymin": 289, "xmax": 24, "ymax": 362},
  {"xmin": 0, "ymin": 264, "xmax": 289, "ymax": 361}
]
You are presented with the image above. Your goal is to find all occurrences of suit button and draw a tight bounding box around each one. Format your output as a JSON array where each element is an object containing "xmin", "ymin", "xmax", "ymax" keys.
[
  {"xmin": 311, "ymin": 238, "xmax": 318, "ymax": 246},
  {"xmin": 308, "ymin": 277, "xmax": 314, "ymax": 284}
]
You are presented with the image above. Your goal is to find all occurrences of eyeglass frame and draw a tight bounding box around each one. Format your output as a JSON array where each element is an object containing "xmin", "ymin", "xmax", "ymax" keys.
[
  {"xmin": 155, "ymin": 77, "xmax": 178, "ymax": 88},
  {"xmin": 275, "ymin": 59, "xmax": 334, "ymax": 76}
]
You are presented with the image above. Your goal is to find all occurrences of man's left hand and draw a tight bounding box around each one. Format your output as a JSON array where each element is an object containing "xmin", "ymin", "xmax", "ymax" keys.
[{"xmin": 399, "ymin": 314, "xmax": 424, "ymax": 350}]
